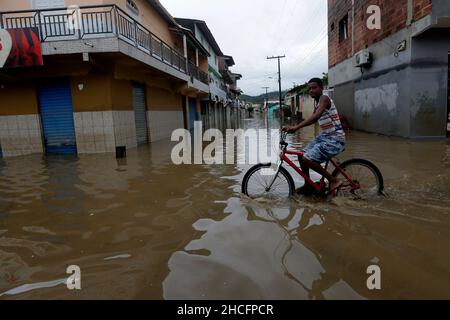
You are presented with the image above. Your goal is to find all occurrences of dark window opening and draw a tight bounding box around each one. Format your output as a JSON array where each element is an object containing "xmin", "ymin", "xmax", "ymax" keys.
[
  {"xmin": 330, "ymin": 23, "xmax": 335, "ymax": 31},
  {"xmin": 339, "ymin": 15, "xmax": 349, "ymax": 42},
  {"xmin": 126, "ymin": 0, "xmax": 139, "ymax": 15}
]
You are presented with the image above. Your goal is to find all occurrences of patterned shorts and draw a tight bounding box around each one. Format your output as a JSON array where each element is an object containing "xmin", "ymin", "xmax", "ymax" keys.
[{"xmin": 303, "ymin": 134, "xmax": 346, "ymax": 164}]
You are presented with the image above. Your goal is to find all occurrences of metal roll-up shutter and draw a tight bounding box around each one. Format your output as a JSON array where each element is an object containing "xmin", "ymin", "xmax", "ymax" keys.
[
  {"xmin": 38, "ymin": 81, "xmax": 77, "ymax": 155},
  {"xmin": 133, "ymin": 84, "xmax": 149, "ymax": 145},
  {"xmin": 188, "ymin": 97, "xmax": 198, "ymax": 131}
]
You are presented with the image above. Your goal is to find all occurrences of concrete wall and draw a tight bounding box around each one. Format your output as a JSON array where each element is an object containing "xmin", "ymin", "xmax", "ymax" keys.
[
  {"xmin": 329, "ymin": 12, "xmax": 449, "ymax": 138},
  {"xmin": 0, "ymin": 82, "xmax": 38, "ymax": 116},
  {"xmin": 0, "ymin": 82, "xmax": 43, "ymax": 157},
  {"xmin": 432, "ymin": 0, "xmax": 450, "ymax": 23},
  {"xmin": 74, "ymin": 111, "xmax": 116, "ymax": 154},
  {"xmin": 354, "ymin": 68, "xmax": 411, "ymax": 137},
  {"xmin": 0, "ymin": 0, "xmax": 32, "ymax": 11},
  {"xmin": 332, "ymin": 81, "xmax": 356, "ymax": 125},
  {"xmin": 410, "ymin": 28, "xmax": 450, "ymax": 137},
  {"xmin": 328, "ymin": 0, "xmax": 432, "ymax": 68},
  {"xmin": 0, "ymin": 114, "xmax": 43, "ymax": 157},
  {"xmin": 71, "ymin": 72, "xmax": 111, "ymax": 113}
]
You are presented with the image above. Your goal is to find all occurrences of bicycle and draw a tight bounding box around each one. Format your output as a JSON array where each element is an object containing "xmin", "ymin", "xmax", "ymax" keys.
[{"xmin": 242, "ymin": 132, "xmax": 384, "ymax": 199}]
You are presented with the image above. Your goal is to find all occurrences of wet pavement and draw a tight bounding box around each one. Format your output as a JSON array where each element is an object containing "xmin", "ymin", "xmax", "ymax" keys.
[{"xmin": 1, "ymin": 115, "xmax": 450, "ymax": 300}]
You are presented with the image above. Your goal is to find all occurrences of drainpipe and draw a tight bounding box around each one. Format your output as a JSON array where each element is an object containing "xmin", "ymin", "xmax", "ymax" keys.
[
  {"xmin": 351, "ymin": 0, "xmax": 355, "ymax": 55},
  {"xmin": 407, "ymin": 0, "xmax": 414, "ymax": 26},
  {"xmin": 183, "ymin": 34, "xmax": 188, "ymax": 73},
  {"xmin": 195, "ymin": 48, "xmax": 199, "ymax": 67}
]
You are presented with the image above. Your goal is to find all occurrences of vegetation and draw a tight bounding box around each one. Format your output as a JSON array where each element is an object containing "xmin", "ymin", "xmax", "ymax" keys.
[
  {"xmin": 241, "ymin": 91, "xmax": 287, "ymax": 104},
  {"xmin": 242, "ymin": 73, "xmax": 328, "ymax": 104}
]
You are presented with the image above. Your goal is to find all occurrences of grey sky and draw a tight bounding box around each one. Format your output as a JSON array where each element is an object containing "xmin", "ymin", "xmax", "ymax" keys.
[{"xmin": 160, "ymin": 0, "xmax": 328, "ymax": 96}]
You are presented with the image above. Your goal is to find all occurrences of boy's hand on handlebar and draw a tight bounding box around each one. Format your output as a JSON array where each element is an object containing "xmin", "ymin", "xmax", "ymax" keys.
[{"xmin": 282, "ymin": 126, "xmax": 298, "ymax": 134}]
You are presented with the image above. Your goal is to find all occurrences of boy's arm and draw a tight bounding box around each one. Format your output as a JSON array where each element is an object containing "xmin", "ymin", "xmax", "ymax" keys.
[{"xmin": 285, "ymin": 96, "xmax": 330, "ymax": 133}]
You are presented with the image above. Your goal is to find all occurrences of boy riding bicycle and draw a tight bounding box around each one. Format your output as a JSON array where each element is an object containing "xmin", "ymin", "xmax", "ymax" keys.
[{"xmin": 283, "ymin": 78, "xmax": 346, "ymax": 196}]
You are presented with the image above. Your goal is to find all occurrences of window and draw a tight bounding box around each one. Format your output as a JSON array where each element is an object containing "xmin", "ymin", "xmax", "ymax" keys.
[
  {"xmin": 339, "ymin": 15, "xmax": 349, "ymax": 42},
  {"xmin": 126, "ymin": 0, "xmax": 139, "ymax": 15}
]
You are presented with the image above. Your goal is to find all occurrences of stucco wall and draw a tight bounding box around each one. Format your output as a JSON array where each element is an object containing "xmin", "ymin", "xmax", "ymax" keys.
[
  {"xmin": 111, "ymin": 78, "xmax": 133, "ymax": 111},
  {"xmin": 354, "ymin": 69, "xmax": 411, "ymax": 137},
  {"xmin": 147, "ymin": 86, "xmax": 181, "ymax": 111},
  {"xmin": 0, "ymin": 82, "xmax": 38, "ymax": 116},
  {"xmin": 71, "ymin": 72, "xmax": 111, "ymax": 112}
]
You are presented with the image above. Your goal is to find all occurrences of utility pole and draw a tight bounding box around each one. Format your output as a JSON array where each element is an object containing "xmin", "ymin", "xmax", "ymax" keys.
[
  {"xmin": 262, "ymin": 86, "xmax": 269, "ymax": 110},
  {"xmin": 267, "ymin": 55, "xmax": 285, "ymax": 126}
]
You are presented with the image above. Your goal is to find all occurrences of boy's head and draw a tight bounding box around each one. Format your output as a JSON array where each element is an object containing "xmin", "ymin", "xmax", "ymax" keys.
[{"xmin": 308, "ymin": 78, "xmax": 323, "ymax": 99}]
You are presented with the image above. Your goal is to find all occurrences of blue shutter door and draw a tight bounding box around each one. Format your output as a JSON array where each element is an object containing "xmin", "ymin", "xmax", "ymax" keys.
[
  {"xmin": 38, "ymin": 81, "xmax": 77, "ymax": 155},
  {"xmin": 133, "ymin": 84, "xmax": 149, "ymax": 145},
  {"xmin": 188, "ymin": 97, "xmax": 197, "ymax": 130}
]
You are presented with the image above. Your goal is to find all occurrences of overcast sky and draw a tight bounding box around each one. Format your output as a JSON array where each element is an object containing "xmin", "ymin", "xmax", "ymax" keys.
[{"xmin": 160, "ymin": 0, "xmax": 328, "ymax": 96}]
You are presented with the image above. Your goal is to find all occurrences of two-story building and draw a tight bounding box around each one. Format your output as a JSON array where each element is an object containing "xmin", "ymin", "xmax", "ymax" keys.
[
  {"xmin": 328, "ymin": 0, "xmax": 450, "ymax": 138},
  {"xmin": 0, "ymin": 0, "xmax": 211, "ymax": 158},
  {"xmin": 175, "ymin": 18, "xmax": 243, "ymax": 129}
]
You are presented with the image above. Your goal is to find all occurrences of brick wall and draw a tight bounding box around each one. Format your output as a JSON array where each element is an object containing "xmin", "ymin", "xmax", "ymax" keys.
[
  {"xmin": 328, "ymin": 0, "xmax": 433, "ymax": 67},
  {"xmin": 413, "ymin": 0, "xmax": 432, "ymax": 21}
]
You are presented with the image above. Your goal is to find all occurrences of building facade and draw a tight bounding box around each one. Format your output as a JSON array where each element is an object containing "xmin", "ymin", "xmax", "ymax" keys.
[
  {"xmin": 175, "ymin": 19, "xmax": 243, "ymax": 129},
  {"xmin": 285, "ymin": 86, "xmax": 305, "ymax": 120},
  {"xmin": 0, "ymin": 0, "xmax": 214, "ymax": 158},
  {"xmin": 328, "ymin": 0, "xmax": 450, "ymax": 138}
]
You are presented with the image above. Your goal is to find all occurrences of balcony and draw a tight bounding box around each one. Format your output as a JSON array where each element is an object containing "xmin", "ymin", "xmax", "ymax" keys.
[
  {"xmin": 188, "ymin": 62, "xmax": 209, "ymax": 85},
  {"xmin": 0, "ymin": 4, "xmax": 209, "ymax": 85}
]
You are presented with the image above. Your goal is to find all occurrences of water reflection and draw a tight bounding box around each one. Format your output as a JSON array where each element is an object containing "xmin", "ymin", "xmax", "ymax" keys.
[{"xmin": 1, "ymin": 115, "xmax": 449, "ymax": 299}]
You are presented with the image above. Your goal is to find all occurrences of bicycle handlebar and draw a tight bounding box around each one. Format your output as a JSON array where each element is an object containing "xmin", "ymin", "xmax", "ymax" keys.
[{"xmin": 280, "ymin": 131, "xmax": 288, "ymax": 148}]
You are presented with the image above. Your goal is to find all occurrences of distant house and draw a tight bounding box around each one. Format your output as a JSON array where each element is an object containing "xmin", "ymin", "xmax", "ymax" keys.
[{"xmin": 285, "ymin": 85, "xmax": 307, "ymax": 120}]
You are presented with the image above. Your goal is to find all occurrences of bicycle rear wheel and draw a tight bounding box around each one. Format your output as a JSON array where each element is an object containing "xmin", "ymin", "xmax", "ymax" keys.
[
  {"xmin": 332, "ymin": 159, "xmax": 384, "ymax": 198},
  {"xmin": 242, "ymin": 163, "xmax": 295, "ymax": 200}
]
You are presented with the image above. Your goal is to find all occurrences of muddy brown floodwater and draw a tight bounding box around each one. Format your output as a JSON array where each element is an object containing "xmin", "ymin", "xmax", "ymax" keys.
[{"xmin": 1, "ymin": 115, "xmax": 450, "ymax": 300}]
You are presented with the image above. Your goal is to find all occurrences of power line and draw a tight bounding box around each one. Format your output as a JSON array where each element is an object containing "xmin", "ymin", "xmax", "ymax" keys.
[
  {"xmin": 284, "ymin": 0, "xmax": 326, "ymax": 54},
  {"xmin": 267, "ymin": 55, "xmax": 286, "ymax": 126},
  {"xmin": 271, "ymin": 0, "xmax": 289, "ymax": 43},
  {"xmin": 289, "ymin": 27, "xmax": 328, "ymax": 67},
  {"xmin": 273, "ymin": 0, "xmax": 302, "ymax": 50}
]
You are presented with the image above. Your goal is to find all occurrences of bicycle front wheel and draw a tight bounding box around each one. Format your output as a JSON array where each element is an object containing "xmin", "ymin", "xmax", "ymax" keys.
[{"xmin": 242, "ymin": 164, "xmax": 295, "ymax": 200}]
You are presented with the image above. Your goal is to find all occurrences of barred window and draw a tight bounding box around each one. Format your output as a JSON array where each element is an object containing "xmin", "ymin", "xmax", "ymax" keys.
[{"xmin": 126, "ymin": 0, "xmax": 139, "ymax": 15}]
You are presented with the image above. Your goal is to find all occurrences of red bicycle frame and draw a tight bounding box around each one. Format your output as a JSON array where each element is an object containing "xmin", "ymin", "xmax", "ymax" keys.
[{"xmin": 280, "ymin": 147, "xmax": 360, "ymax": 193}]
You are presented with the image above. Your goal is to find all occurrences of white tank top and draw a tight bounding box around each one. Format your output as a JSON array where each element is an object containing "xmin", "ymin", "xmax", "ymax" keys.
[{"xmin": 314, "ymin": 96, "xmax": 345, "ymax": 138}]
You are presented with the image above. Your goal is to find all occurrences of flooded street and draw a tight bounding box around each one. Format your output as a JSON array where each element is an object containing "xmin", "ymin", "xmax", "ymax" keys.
[{"xmin": 1, "ymin": 115, "xmax": 450, "ymax": 300}]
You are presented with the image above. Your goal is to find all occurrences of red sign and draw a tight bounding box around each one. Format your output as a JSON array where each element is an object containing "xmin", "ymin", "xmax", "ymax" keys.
[{"xmin": 0, "ymin": 27, "xmax": 43, "ymax": 68}]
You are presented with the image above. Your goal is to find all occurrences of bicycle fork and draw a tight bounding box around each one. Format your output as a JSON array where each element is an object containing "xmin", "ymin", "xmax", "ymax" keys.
[{"xmin": 266, "ymin": 160, "xmax": 284, "ymax": 192}]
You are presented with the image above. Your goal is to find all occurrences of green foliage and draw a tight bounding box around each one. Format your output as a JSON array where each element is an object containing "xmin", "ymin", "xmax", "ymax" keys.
[
  {"xmin": 322, "ymin": 72, "xmax": 329, "ymax": 87},
  {"xmin": 241, "ymin": 90, "xmax": 288, "ymax": 104}
]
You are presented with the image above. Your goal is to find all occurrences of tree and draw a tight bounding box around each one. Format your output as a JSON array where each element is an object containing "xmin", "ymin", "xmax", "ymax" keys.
[{"xmin": 322, "ymin": 72, "xmax": 329, "ymax": 88}]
